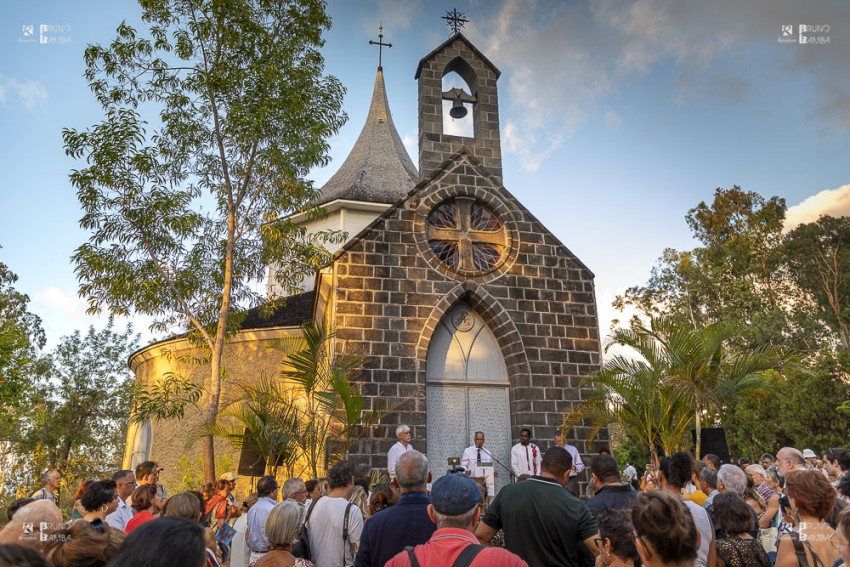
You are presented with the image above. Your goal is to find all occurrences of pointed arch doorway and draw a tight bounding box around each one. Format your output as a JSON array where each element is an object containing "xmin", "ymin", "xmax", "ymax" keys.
[{"xmin": 426, "ymin": 301, "xmax": 512, "ymax": 494}]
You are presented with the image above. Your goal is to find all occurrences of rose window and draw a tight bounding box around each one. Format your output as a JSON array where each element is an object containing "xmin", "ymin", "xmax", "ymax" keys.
[{"xmin": 427, "ymin": 197, "xmax": 507, "ymax": 274}]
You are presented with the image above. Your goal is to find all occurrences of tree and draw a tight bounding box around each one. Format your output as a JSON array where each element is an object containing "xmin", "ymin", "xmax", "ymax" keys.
[
  {"xmin": 271, "ymin": 321, "xmax": 397, "ymax": 479},
  {"xmin": 621, "ymin": 318, "xmax": 783, "ymax": 458},
  {"xmin": 563, "ymin": 335, "xmax": 694, "ymax": 459},
  {"xmin": 0, "ymin": 259, "xmax": 46, "ymax": 418},
  {"xmin": 784, "ymin": 215, "xmax": 850, "ymax": 349},
  {"xmin": 615, "ymin": 187, "xmax": 790, "ymax": 346},
  {"xmin": 5, "ymin": 321, "xmax": 139, "ymax": 513},
  {"xmin": 63, "ymin": 0, "xmax": 346, "ymax": 481}
]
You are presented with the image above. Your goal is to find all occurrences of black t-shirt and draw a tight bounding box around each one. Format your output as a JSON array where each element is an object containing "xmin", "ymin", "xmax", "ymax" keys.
[{"xmin": 481, "ymin": 475, "xmax": 598, "ymax": 567}]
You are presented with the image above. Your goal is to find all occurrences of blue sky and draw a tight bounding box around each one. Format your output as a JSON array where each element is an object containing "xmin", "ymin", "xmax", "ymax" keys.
[{"xmin": 1, "ymin": 0, "xmax": 849, "ymax": 349}]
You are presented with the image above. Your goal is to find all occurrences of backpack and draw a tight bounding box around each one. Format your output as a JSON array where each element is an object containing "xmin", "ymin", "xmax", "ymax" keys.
[
  {"xmin": 292, "ymin": 496, "xmax": 322, "ymax": 561},
  {"xmin": 404, "ymin": 544, "xmax": 485, "ymax": 567}
]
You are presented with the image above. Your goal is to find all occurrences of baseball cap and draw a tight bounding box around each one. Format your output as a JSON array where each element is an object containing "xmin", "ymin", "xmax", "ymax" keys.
[
  {"xmin": 430, "ymin": 473, "xmax": 482, "ymax": 515},
  {"xmin": 802, "ymin": 449, "xmax": 817, "ymax": 459},
  {"xmin": 220, "ymin": 472, "xmax": 240, "ymax": 481}
]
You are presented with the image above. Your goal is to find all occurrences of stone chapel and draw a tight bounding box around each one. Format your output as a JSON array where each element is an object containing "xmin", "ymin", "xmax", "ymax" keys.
[{"xmin": 126, "ymin": 31, "xmax": 604, "ymax": 493}]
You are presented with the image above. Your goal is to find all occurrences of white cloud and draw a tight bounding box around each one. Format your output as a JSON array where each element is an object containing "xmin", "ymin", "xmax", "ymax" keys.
[
  {"xmin": 31, "ymin": 287, "xmax": 158, "ymax": 350},
  {"xmin": 784, "ymin": 183, "xmax": 850, "ymax": 232},
  {"xmin": 0, "ymin": 75, "xmax": 48, "ymax": 109},
  {"xmin": 596, "ymin": 286, "xmax": 645, "ymax": 362},
  {"xmin": 466, "ymin": 0, "xmax": 850, "ymax": 170}
]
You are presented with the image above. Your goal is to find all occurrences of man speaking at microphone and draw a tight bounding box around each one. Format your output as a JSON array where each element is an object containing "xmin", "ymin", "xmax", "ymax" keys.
[{"xmin": 461, "ymin": 432, "xmax": 500, "ymax": 502}]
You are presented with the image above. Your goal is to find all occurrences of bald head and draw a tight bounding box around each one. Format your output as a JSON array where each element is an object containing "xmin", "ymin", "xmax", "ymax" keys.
[
  {"xmin": 0, "ymin": 500, "xmax": 63, "ymax": 551},
  {"xmin": 395, "ymin": 450, "xmax": 429, "ymax": 493}
]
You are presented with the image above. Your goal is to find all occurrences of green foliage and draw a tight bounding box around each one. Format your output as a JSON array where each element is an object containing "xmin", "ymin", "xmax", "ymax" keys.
[
  {"xmin": 568, "ymin": 317, "xmax": 782, "ymax": 458},
  {"xmin": 269, "ymin": 321, "xmax": 400, "ymax": 479},
  {"xmin": 0, "ymin": 258, "xmax": 46, "ymax": 419},
  {"xmin": 133, "ymin": 372, "xmax": 203, "ymax": 422},
  {"xmin": 3, "ymin": 320, "xmax": 139, "ymax": 517},
  {"xmin": 63, "ymin": 0, "xmax": 347, "ymax": 480},
  {"xmin": 615, "ymin": 184, "xmax": 850, "ymax": 456},
  {"xmin": 202, "ymin": 374, "xmax": 303, "ymax": 477},
  {"xmin": 724, "ymin": 349, "xmax": 850, "ymax": 458},
  {"xmin": 170, "ymin": 453, "xmax": 233, "ymax": 496},
  {"xmin": 783, "ymin": 215, "xmax": 850, "ymax": 349}
]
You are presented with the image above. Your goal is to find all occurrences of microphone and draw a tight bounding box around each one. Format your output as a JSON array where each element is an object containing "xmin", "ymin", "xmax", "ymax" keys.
[{"xmin": 479, "ymin": 447, "xmax": 516, "ymax": 482}]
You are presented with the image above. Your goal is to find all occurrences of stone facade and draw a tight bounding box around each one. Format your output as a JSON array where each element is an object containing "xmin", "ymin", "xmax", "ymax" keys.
[
  {"xmin": 416, "ymin": 35, "xmax": 503, "ymax": 183},
  {"xmin": 331, "ymin": 149, "xmax": 604, "ymax": 473}
]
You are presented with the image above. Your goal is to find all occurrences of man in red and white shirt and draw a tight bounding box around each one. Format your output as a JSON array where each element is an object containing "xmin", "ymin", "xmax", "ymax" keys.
[
  {"xmin": 386, "ymin": 473, "xmax": 526, "ymax": 567},
  {"xmin": 510, "ymin": 429, "xmax": 541, "ymax": 482}
]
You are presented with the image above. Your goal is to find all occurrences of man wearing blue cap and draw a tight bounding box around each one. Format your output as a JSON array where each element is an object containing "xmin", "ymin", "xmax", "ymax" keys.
[
  {"xmin": 475, "ymin": 446, "xmax": 600, "ymax": 567},
  {"xmin": 385, "ymin": 472, "xmax": 527, "ymax": 567}
]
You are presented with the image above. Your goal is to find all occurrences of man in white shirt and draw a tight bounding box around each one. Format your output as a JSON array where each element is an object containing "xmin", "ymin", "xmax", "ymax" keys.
[
  {"xmin": 387, "ymin": 424, "xmax": 412, "ymax": 480},
  {"xmin": 553, "ymin": 433, "xmax": 585, "ymax": 496},
  {"xmin": 461, "ymin": 432, "xmax": 498, "ymax": 478},
  {"xmin": 106, "ymin": 470, "xmax": 137, "ymax": 530},
  {"xmin": 510, "ymin": 428, "xmax": 541, "ymax": 481},
  {"xmin": 307, "ymin": 460, "xmax": 364, "ymax": 567}
]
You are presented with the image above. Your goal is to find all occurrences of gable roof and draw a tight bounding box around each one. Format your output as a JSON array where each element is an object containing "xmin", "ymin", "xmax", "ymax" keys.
[
  {"xmin": 315, "ymin": 68, "xmax": 417, "ymax": 207},
  {"xmin": 414, "ymin": 32, "xmax": 501, "ymax": 80},
  {"xmin": 330, "ymin": 148, "xmax": 595, "ymax": 278}
]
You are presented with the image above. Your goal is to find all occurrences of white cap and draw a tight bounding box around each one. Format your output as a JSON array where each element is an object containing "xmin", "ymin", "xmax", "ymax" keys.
[{"xmin": 802, "ymin": 449, "xmax": 817, "ymax": 459}]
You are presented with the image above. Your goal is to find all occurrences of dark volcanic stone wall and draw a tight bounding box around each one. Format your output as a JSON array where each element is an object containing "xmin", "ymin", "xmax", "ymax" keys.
[{"xmin": 332, "ymin": 153, "xmax": 604, "ymax": 486}]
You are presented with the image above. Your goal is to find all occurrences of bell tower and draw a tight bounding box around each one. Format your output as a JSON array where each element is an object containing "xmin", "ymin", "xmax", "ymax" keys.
[{"xmin": 415, "ymin": 32, "xmax": 503, "ymax": 183}]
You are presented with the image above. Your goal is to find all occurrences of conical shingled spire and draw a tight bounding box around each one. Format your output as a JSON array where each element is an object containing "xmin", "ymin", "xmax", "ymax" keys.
[{"xmin": 316, "ymin": 69, "xmax": 417, "ymax": 206}]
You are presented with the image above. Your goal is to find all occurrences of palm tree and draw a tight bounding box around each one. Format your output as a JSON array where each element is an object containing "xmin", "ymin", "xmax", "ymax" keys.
[
  {"xmin": 563, "ymin": 337, "xmax": 694, "ymax": 460},
  {"xmin": 273, "ymin": 321, "xmax": 399, "ymax": 479},
  {"xmin": 201, "ymin": 374, "xmax": 302, "ymax": 476},
  {"xmin": 594, "ymin": 318, "xmax": 784, "ymax": 458}
]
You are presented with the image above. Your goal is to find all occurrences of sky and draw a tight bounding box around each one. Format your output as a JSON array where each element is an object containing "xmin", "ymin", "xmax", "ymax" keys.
[{"xmin": 1, "ymin": 0, "xmax": 849, "ymax": 352}]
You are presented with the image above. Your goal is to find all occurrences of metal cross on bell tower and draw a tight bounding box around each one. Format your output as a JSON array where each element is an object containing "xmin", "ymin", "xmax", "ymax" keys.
[
  {"xmin": 442, "ymin": 8, "xmax": 469, "ymax": 35},
  {"xmin": 368, "ymin": 23, "xmax": 392, "ymax": 70}
]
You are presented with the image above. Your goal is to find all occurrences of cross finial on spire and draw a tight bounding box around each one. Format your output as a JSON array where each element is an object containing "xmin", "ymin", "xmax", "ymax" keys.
[
  {"xmin": 368, "ymin": 23, "xmax": 392, "ymax": 70},
  {"xmin": 442, "ymin": 8, "xmax": 469, "ymax": 35}
]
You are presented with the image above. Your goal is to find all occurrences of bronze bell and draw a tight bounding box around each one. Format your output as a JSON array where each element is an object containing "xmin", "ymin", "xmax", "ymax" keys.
[{"xmin": 449, "ymin": 97, "xmax": 468, "ymax": 119}]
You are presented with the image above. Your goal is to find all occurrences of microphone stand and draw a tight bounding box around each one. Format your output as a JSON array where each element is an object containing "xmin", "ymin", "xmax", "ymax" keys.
[{"xmin": 480, "ymin": 448, "xmax": 515, "ymax": 483}]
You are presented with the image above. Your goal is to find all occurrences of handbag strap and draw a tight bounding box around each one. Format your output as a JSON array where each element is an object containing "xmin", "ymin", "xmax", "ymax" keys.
[
  {"xmin": 304, "ymin": 496, "xmax": 322, "ymax": 525},
  {"xmin": 790, "ymin": 531, "xmax": 811, "ymax": 567}
]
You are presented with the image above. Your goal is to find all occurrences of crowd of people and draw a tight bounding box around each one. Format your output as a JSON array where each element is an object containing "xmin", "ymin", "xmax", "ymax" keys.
[{"xmin": 0, "ymin": 443, "xmax": 848, "ymax": 567}]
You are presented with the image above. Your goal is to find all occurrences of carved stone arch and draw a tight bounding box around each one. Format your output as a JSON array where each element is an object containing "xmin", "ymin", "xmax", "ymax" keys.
[
  {"xmin": 443, "ymin": 56, "xmax": 479, "ymax": 94},
  {"xmin": 416, "ymin": 282, "xmax": 531, "ymax": 390}
]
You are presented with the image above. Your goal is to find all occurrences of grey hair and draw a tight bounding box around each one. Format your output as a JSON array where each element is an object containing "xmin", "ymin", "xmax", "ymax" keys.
[
  {"xmin": 433, "ymin": 505, "xmax": 479, "ymax": 529},
  {"xmin": 700, "ymin": 467, "xmax": 718, "ymax": 490},
  {"xmin": 281, "ymin": 478, "xmax": 306, "ymax": 501},
  {"xmin": 396, "ymin": 424, "xmax": 410, "ymax": 437},
  {"xmin": 265, "ymin": 500, "xmax": 303, "ymax": 547},
  {"xmin": 474, "ymin": 431, "xmax": 484, "ymax": 438},
  {"xmin": 41, "ymin": 471, "xmax": 58, "ymax": 485},
  {"xmin": 745, "ymin": 464, "xmax": 767, "ymax": 478},
  {"xmin": 718, "ymin": 464, "xmax": 747, "ymax": 495},
  {"xmin": 396, "ymin": 450, "xmax": 429, "ymax": 492}
]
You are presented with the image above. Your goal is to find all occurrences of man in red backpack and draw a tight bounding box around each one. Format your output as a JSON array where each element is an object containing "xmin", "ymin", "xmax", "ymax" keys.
[{"xmin": 385, "ymin": 473, "xmax": 526, "ymax": 567}]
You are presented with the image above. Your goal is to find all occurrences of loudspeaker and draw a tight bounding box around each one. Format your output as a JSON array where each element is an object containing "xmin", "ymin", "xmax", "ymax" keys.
[
  {"xmin": 237, "ymin": 438, "xmax": 266, "ymax": 477},
  {"xmin": 692, "ymin": 427, "xmax": 730, "ymax": 463}
]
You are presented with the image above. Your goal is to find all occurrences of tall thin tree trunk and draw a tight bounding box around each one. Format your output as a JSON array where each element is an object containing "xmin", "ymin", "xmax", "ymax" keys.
[{"xmin": 695, "ymin": 404, "xmax": 702, "ymax": 459}]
